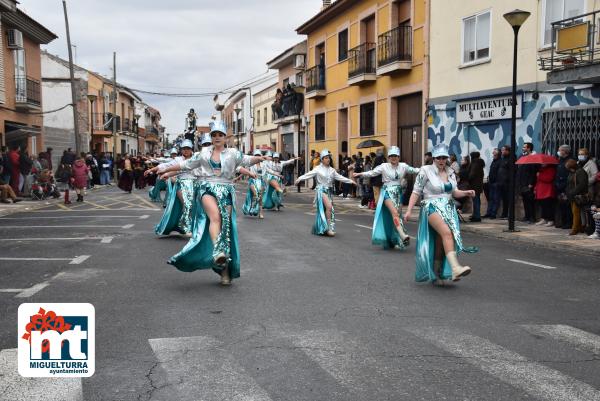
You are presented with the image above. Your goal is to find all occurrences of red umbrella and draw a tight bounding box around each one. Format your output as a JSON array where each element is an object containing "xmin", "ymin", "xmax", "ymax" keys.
[{"xmin": 515, "ymin": 154, "xmax": 559, "ymax": 165}]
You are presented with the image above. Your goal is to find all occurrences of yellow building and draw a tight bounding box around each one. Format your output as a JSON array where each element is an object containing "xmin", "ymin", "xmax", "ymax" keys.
[
  {"xmin": 297, "ymin": 0, "xmax": 428, "ymax": 166},
  {"xmin": 252, "ymin": 83, "xmax": 278, "ymax": 151}
]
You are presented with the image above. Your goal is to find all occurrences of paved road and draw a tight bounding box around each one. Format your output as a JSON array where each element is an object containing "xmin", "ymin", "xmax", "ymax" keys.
[{"xmin": 0, "ymin": 185, "xmax": 599, "ymax": 401}]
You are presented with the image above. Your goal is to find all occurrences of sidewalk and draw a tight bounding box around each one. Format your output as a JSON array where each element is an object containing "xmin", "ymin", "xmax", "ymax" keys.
[{"xmin": 289, "ymin": 187, "xmax": 600, "ymax": 257}]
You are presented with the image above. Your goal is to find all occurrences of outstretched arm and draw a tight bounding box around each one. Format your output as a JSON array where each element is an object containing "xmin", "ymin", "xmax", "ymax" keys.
[
  {"xmin": 354, "ymin": 164, "xmax": 383, "ymax": 178},
  {"xmin": 294, "ymin": 168, "xmax": 317, "ymax": 185},
  {"xmin": 333, "ymin": 170, "xmax": 356, "ymax": 185}
]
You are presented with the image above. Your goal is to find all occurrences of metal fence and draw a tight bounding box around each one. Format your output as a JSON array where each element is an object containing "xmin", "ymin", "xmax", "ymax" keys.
[
  {"xmin": 378, "ymin": 25, "xmax": 412, "ymax": 67},
  {"xmin": 348, "ymin": 42, "xmax": 376, "ymax": 78},
  {"xmin": 541, "ymin": 105, "xmax": 600, "ymax": 157}
]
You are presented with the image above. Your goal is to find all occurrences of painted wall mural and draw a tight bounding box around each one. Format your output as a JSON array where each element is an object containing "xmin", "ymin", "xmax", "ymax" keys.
[{"xmin": 427, "ymin": 86, "xmax": 600, "ymax": 175}]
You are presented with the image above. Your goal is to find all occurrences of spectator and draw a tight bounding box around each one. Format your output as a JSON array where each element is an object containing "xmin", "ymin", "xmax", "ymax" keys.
[
  {"xmin": 565, "ymin": 159, "xmax": 588, "ymax": 236},
  {"xmin": 55, "ymin": 163, "xmax": 72, "ymax": 204},
  {"xmin": 589, "ymin": 171, "xmax": 600, "ymax": 239},
  {"xmin": 516, "ymin": 142, "xmax": 537, "ymax": 224},
  {"xmin": 71, "ymin": 157, "xmax": 90, "ymax": 202},
  {"xmin": 8, "ymin": 145, "xmax": 20, "ymax": 194},
  {"xmin": 310, "ymin": 152, "xmax": 320, "ymax": 190},
  {"xmin": 0, "ymin": 147, "xmax": 11, "ymax": 184},
  {"xmin": 38, "ymin": 147, "xmax": 53, "ymax": 171},
  {"xmin": 19, "ymin": 149, "xmax": 33, "ymax": 195},
  {"xmin": 296, "ymin": 152, "xmax": 305, "ymax": 193},
  {"xmin": 496, "ymin": 146, "xmax": 512, "ymax": 219},
  {"xmin": 554, "ymin": 144, "xmax": 574, "ymax": 229},
  {"xmin": 0, "ymin": 175, "xmax": 22, "ymax": 203},
  {"xmin": 449, "ymin": 154, "xmax": 460, "ymax": 175},
  {"xmin": 424, "ymin": 151, "xmax": 433, "ymax": 166},
  {"xmin": 578, "ymin": 147, "xmax": 598, "ymax": 233},
  {"xmin": 372, "ymin": 149, "xmax": 386, "ymax": 203},
  {"xmin": 468, "ymin": 151, "xmax": 485, "ymax": 222},
  {"xmin": 534, "ymin": 163, "xmax": 557, "ymax": 226},
  {"xmin": 360, "ymin": 155, "xmax": 373, "ymax": 208},
  {"xmin": 340, "ymin": 152, "xmax": 352, "ymax": 198},
  {"xmin": 484, "ymin": 148, "xmax": 501, "ymax": 219},
  {"xmin": 99, "ymin": 153, "xmax": 112, "ymax": 185}
]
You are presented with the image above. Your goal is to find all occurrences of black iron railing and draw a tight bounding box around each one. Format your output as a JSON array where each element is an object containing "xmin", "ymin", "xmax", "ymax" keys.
[
  {"xmin": 378, "ymin": 25, "xmax": 412, "ymax": 67},
  {"xmin": 348, "ymin": 42, "xmax": 376, "ymax": 78},
  {"xmin": 15, "ymin": 76, "xmax": 41, "ymax": 106},
  {"xmin": 105, "ymin": 113, "xmax": 121, "ymax": 131},
  {"xmin": 305, "ymin": 64, "xmax": 326, "ymax": 92},
  {"xmin": 539, "ymin": 10, "xmax": 600, "ymax": 72}
]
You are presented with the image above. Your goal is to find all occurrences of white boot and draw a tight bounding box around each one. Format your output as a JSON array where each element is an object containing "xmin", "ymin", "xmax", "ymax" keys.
[
  {"xmin": 394, "ymin": 217, "xmax": 410, "ymax": 245},
  {"xmin": 446, "ymin": 251, "xmax": 471, "ymax": 281},
  {"xmin": 220, "ymin": 266, "xmax": 231, "ymax": 285}
]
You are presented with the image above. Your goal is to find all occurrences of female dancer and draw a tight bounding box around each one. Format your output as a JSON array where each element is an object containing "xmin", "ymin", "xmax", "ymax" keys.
[
  {"xmin": 404, "ymin": 143, "xmax": 476, "ymax": 284},
  {"xmin": 263, "ymin": 152, "xmax": 298, "ymax": 211},
  {"xmin": 155, "ymin": 121, "xmax": 264, "ymax": 285},
  {"xmin": 295, "ymin": 149, "xmax": 356, "ymax": 236},
  {"xmin": 242, "ymin": 149, "xmax": 266, "ymax": 218},
  {"xmin": 354, "ymin": 146, "xmax": 418, "ymax": 249}
]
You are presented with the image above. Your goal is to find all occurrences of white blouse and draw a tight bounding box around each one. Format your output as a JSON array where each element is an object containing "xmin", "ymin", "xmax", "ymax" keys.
[
  {"xmin": 361, "ymin": 162, "xmax": 419, "ymax": 187},
  {"xmin": 412, "ymin": 165, "xmax": 457, "ymax": 200},
  {"xmin": 297, "ymin": 164, "xmax": 354, "ymax": 188},
  {"xmin": 178, "ymin": 147, "xmax": 253, "ymax": 183},
  {"xmin": 265, "ymin": 159, "xmax": 296, "ymax": 175}
]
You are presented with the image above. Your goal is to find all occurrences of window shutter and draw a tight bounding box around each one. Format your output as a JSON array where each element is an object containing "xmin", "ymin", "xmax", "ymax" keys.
[{"xmin": 0, "ymin": 19, "xmax": 6, "ymax": 104}]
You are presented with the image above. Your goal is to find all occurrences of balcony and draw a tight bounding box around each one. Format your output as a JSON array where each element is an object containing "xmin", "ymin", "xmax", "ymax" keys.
[
  {"xmin": 89, "ymin": 113, "xmax": 111, "ymax": 134},
  {"xmin": 15, "ymin": 76, "xmax": 41, "ymax": 111},
  {"xmin": 305, "ymin": 65, "xmax": 326, "ymax": 99},
  {"xmin": 377, "ymin": 25, "xmax": 412, "ymax": 76},
  {"xmin": 123, "ymin": 118, "xmax": 131, "ymax": 132},
  {"xmin": 539, "ymin": 10, "xmax": 600, "ymax": 84},
  {"xmin": 272, "ymin": 86, "xmax": 304, "ymax": 124},
  {"xmin": 348, "ymin": 42, "xmax": 376, "ymax": 86},
  {"xmin": 105, "ymin": 113, "xmax": 121, "ymax": 132}
]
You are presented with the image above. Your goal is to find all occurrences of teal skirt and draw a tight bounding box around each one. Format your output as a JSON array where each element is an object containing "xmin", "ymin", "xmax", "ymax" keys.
[
  {"xmin": 177, "ymin": 178, "xmax": 197, "ymax": 233},
  {"xmin": 415, "ymin": 197, "xmax": 478, "ymax": 282},
  {"xmin": 372, "ymin": 185, "xmax": 406, "ymax": 249},
  {"xmin": 168, "ymin": 182, "xmax": 240, "ymax": 279},
  {"xmin": 312, "ymin": 186, "xmax": 334, "ymax": 235},
  {"xmin": 149, "ymin": 179, "xmax": 167, "ymax": 203},
  {"xmin": 263, "ymin": 175, "xmax": 282, "ymax": 210},
  {"xmin": 242, "ymin": 177, "xmax": 263, "ymax": 216},
  {"xmin": 155, "ymin": 180, "xmax": 184, "ymax": 236}
]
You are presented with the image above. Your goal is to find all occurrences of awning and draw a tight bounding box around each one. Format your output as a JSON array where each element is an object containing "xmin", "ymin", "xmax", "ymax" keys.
[{"xmin": 5, "ymin": 124, "xmax": 41, "ymax": 142}]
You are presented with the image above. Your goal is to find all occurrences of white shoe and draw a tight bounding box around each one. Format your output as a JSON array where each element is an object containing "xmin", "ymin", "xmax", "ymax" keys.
[
  {"xmin": 359, "ymin": 205, "xmax": 367, "ymax": 209},
  {"xmin": 325, "ymin": 230, "xmax": 335, "ymax": 237},
  {"xmin": 220, "ymin": 267, "xmax": 231, "ymax": 286},
  {"xmin": 545, "ymin": 221, "xmax": 554, "ymax": 227},
  {"xmin": 535, "ymin": 219, "xmax": 547, "ymax": 226},
  {"xmin": 446, "ymin": 251, "xmax": 471, "ymax": 281},
  {"xmin": 588, "ymin": 232, "xmax": 600, "ymax": 239}
]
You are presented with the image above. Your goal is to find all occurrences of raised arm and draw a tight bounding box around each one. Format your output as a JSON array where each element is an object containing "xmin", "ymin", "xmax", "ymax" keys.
[
  {"xmin": 403, "ymin": 163, "xmax": 420, "ymax": 175},
  {"xmin": 333, "ymin": 169, "xmax": 356, "ymax": 185},
  {"xmin": 280, "ymin": 157, "xmax": 299, "ymax": 167}
]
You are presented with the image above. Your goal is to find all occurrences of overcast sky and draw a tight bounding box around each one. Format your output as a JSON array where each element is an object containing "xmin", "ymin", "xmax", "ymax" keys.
[{"xmin": 19, "ymin": 0, "xmax": 322, "ymax": 136}]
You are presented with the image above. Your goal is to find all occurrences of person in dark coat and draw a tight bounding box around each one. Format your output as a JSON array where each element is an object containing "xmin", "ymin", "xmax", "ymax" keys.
[
  {"xmin": 516, "ymin": 142, "xmax": 538, "ymax": 223},
  {"xmin": 468, "ymin": 151, "xmax": 485, "ymax": 222},
  {"xmin": 496, "ymin": 145, "xmax": 512, "ymax": 218},
  {"xmin": 554, "ymin": 144, "xmax": 574, "ymax": 229},
  {"xmin": 372, "ymin": 150, "xmax": 386, "ymax": 203},
  {"xmin": 565, "ymin": 159, "xmax": 589, "ymax": 235},
  {"xmin": 38, "ymin": 147, "xmax": 53, "ymax": 171},
  {"xmin": 484, "ymin": 148, "xmax": 501, "ymax": 219}
]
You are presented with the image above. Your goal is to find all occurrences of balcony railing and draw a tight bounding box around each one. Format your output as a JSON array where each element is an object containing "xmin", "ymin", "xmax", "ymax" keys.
[
  {"xmin": 105, "ymin": 113, "xmax": 121, "ymax": 132},
  {"xmin": 123, "ymin": 118, "xmax": 131, "ymax": 132},
  {"xmin": 539, "ymin": 10, "xmax": 600, "ymax": 73},
  {"xmin": 15, "ymin": 76, "xmax": 41, "ymax": 107},
  {"xmin": 272, "ymin": 86, "xmax": 304, "ymax": 120},
  {"xmin": 378, "ymin": 25, "xmax": 412, "ymax": 67},
  {"xmin": 348, "ymin": 42, "xmax": 376, "ymax": 78},
  {"xmin": 305, "ymin": 64, "xmax": 326, "ymax": 93}
]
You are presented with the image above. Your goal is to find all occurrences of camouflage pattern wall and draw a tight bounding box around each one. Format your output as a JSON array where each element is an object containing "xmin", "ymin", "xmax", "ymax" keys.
[{"xmin": 427, "ymin": 85, "xmax": 600, "ymax": 175}]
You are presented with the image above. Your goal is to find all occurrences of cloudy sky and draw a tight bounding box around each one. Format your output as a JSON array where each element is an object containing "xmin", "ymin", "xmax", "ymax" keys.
[{"xmin": 19, "ymin": 0, "xmax": 322, "ymax": 135}]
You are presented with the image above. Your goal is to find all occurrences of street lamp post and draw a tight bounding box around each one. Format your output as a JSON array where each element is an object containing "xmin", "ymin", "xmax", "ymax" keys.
[
  {"xmin": 234, "ymin": 107, "xmax": 242, "ymax": 151},
  {"xmin": 503, "ymin": 9, "xmax": 530, "ymax": 232},
  {"xmin": 134, "ymin": 113, "xmax": 141, "ymax": 155},
  {"xmin": 87, "ymin": 94, "xmax": 97, "ymax": 153}
]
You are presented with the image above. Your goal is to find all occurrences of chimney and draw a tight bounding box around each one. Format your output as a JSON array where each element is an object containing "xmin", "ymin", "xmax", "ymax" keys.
[{"xmin": 321, "ymin": 0, "xmax": 332, "ymax": 10}]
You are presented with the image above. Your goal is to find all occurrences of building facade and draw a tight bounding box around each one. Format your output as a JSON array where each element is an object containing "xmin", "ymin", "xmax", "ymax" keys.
[
  {"xmin": 297, "ymin": 0, "xmax": 428, "ymax": 166},
  {"xmin": 267, "ymin": 40, "xmax": 307, "ymax": 158},
  {"xmin": 0, "ymin": 3, "xmax": 56, "ymax": 155},
  {"xmin": 428, "ymin": 0, "xmax": 600, "ymax": 174},
  {"xmin": 252, "ymin": 83, "xmax": 278, "ymax": 151}
]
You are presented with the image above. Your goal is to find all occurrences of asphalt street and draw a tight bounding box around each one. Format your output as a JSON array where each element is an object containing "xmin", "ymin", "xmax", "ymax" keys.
[{"xmin": 0, "ymin": 185, "xmax": 599, "ymax": 401}]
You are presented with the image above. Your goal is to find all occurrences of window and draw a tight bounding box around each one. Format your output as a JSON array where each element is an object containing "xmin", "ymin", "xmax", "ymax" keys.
[
  {"xmin": 13, "ymin": 49, "xmax": 26, "ymax": 101},
  {"xmin": 257, "ymin": 110, "xmax": 261, "ymax": 127},
  {"xmin": 338, "ymin": 28, "xmax": 348, "ymax": 61},
  {"xmin": 360, "ymin": 102, "xmax": 375, "ymax": 136},
  {"xmin": 462, "ymin": 11, "xmax": 491, "ymax": 64},
  {"xmin": 296, "ymin": 72, "xmax": 304, "ymax": 87},
  {"xmin": 315, "ymin": 113, "xmax": 325, "ymax": 141},
  {"xmin": 543, "ymin": 0, "xmax": 585, "ymax": 46},
  {"xmin": 263, "ymin": 107, "xmax": 267, "ymax": 125},
  {"xmin": 283, "ymin": 78, "xmax": 289, "ymax": 87}
]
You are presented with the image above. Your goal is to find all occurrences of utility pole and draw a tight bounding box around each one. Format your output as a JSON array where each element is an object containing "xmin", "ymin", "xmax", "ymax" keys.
[
  {"xmin": 62, "ymin": 0, "xmax": 80, "ymax": 154},
  {"xmin": 112, "ymin": 52, "xmax": 118, "ymax": 181}
]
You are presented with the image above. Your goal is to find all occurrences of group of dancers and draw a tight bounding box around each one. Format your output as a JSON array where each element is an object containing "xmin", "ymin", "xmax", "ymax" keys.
[{"xmin": 146, "ymin": 120, "xmax": 475, "ymax": 286}]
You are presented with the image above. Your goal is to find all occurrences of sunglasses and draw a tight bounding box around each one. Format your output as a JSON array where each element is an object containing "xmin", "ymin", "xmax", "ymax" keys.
[{"xmin": 434, "ymin": 156, "xmax": 448, "ymax": 160}]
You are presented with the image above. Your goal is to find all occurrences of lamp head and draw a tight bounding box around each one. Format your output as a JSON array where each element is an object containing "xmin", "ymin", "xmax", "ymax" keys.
[{"xmin": 503, "ymin": 9, "xmax": 530, "ymax": 28}]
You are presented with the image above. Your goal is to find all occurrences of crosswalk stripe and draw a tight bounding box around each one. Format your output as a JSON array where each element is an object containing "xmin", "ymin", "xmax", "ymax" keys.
[
  {"xmin": 0, "ymin": 349, "xmax": 83, "ymax": 401},
  {"xmin": 521, "ymin": 324, "xmax": 600, "ymax": 355},
  {"xmin": 406, "ymin": 326, "xmax": 600, "ymax": 401},
  {"xmin": 148, "ymin": 336, "xmax": 273, "ymax": 401}
]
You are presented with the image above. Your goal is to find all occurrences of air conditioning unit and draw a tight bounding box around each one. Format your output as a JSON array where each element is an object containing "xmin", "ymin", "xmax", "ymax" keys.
[
  {"xmin": 7, "ymin": 29, "xmax": 23, "ymax": 49},
  {"xmin": 293, "ymin": 54, "xmax": 306, "ymax": 69}
]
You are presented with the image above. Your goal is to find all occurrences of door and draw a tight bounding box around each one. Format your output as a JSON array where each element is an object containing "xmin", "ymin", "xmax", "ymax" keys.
[{"xmin": 397, "ymin": 93, "xmax": 422, "ymax": 203}]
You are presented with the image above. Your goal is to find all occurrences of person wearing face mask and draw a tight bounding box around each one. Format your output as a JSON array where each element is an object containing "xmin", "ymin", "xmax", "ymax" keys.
[
  {"xmin": 565, "ymin": 159, "xmax": 589, "ymax": 236},
  {"xmin": 516, "ymin": 142, "xmax": 538, "ymax": 224},
  {"xmin": 577, "ymin": 147, "xmax": 598, "ymax": 233},
  {"xmin": 554, "ymin": 145, "xmax": 574, "ymax": 229}
]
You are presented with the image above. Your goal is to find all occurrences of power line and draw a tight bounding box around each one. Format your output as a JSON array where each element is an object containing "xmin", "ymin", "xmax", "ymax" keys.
[{"xmin": 29, "ymin": 103, "xmax": 74, "ymax": 115}]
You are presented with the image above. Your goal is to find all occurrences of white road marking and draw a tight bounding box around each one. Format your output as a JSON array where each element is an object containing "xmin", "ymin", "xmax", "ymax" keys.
[
  {"xmin": 1, "ymin": 225, "xmax": 129, "ymax": 229},
  {"xmin": 0, "ymin": 289, "xmax": 22, "ymax": 293},
  {"xmin": 27, "ymin": 208, "xmax": 160, "ymax": 212},
  {"xmin": 139, "ymin": 214, "xmax": 150, "ymax": 219},
  {"xmin": 406, "ymin": 326, "xmax": 600, "ymax": 401},
  {"xmin": 0, "ymin": 349, "xmax": 83, "ymax": 401},
  {"xmin": 69, "ymin": 255, "xmax": 91, "ymax": 265},
  {"xmin": 355, "ymin": 224, "xmax": 372, "ymax": 230},
  {"xmin": 122, "ymin": 224, "xmax": 134, "ymax": 229},
  {"xmin": 15, "ymin": 282, "xmax": 50, "ymax": 298},
  {"xmin": 304, "ymin": 212, "xmax": 315, "ymax": 216},
  {"xmin": 507, "ymin": 259, "xmax": 558, "ymax": 270},
  {"xmin": 0, "ymin": 215, "xmax": 148, "ymax": 220},
  {"xmin": 521, "ymin": 324, "xmax": 600, "ymax": 354},
  {"xmin": 148, "ymin": 336, "xmax": 272, "ymax": 401},
  {"xmin": 0, "ymin": 237, "xmax": 113, "ymax": 244}
]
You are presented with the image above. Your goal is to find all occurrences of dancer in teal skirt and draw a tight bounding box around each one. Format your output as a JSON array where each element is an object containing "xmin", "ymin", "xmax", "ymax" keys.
[
  {"xmin": 263, "ymin": 152, "xmax": 298, "ymax": 211},
  {"xmin": 155, "ymin": 120, "xmax": 264, "ymax": 285},
  {"xmin": 242, "ymin": 149, "xmax": 266, "ymax": 218},
  {"xmin": 404, "ymin": 143, "xmax": 477, "ymax": 285},
  {"xmin": 295, "ymin": 150, "xmax": 356, "ymax": 236},
  {"xmin": 354, "ymin": 146, "xmax": 419, "ymax": 249}
]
